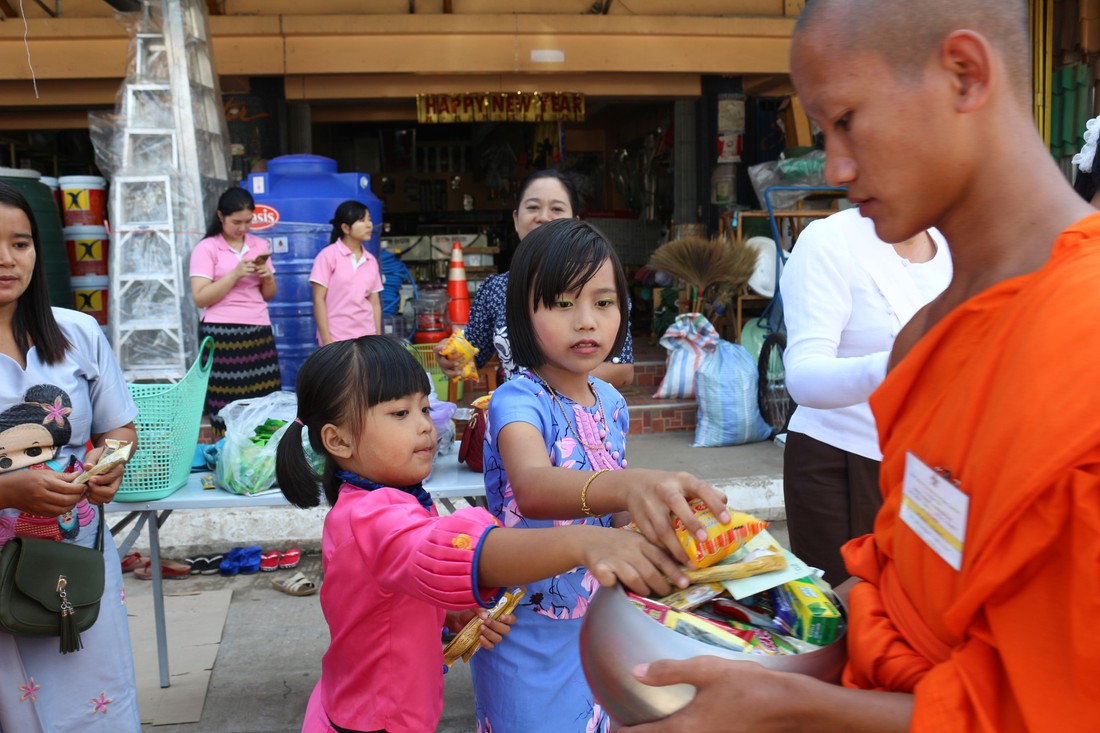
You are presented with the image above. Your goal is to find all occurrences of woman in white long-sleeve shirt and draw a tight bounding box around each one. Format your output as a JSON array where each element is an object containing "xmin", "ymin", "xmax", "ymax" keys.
[{"xmin": 778, "ymin": 207, "xmax": 951, "ymax": 583}]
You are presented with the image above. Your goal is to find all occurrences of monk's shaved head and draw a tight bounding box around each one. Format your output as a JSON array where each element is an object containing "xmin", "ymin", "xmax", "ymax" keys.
[{"xmin": 794, "ymin": 0, "xmax": 1030, "ymax": 104}]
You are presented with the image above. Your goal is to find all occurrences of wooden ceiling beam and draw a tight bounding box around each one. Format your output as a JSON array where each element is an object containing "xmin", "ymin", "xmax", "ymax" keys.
[{"xmin": 284, "ymin": 72, "xmax": 702, "ymax": 101}]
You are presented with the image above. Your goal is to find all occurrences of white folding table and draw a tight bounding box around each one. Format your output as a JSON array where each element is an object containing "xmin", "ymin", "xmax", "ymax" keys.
[{"xmin": 105, "ymin": 451, "xmax": 485, "ymax": 687}]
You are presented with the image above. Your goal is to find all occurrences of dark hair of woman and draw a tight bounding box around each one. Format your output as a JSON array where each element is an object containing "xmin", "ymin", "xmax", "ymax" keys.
[
  {"xmin": 328, "ymin": 200, "xmax": 370, "ymax": 244},
  {"xmin": 0, "ymin": 181, "xmax": 70, "ymax": 365},
  {"xmin": 275, "ymin": 336, "xmax": 432, "ymax": 508},
  {"xmin": 204, "ymin": 187, "xmax": 256, "ymax": 238},
  {"xmin": 514, "ymin": 169, "xmax": 583, "ymax": 214},
  {"xmin": 505, "ymin": 218, "xmax": 629, "ymax": 370}
]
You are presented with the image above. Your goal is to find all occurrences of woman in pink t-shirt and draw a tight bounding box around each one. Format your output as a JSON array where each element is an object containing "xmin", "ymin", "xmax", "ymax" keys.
[
  {"xmin": 189, "ymin": 188, "xmax": 281, "ymax": 436},
  {"xmin": 309, "ymin": 200, "xmax": 383, "ymax": 345}
]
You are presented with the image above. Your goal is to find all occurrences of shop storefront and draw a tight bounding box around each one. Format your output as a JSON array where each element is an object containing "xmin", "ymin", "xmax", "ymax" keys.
[{"xmin": 0, "ymin": 1, "xmax": 803, "ymax": 344}]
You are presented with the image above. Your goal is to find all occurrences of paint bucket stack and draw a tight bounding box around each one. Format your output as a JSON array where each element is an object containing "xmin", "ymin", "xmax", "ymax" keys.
[
  {"xmin": 59, "ymin": 176, "xmax": 107, "ymax": 227},
  {"xmin": 447, "ymin": 240, "xmax": 471, "ymax": 327},
  {"xmin": 59, "ymin": 176, "xmax": 110, "ymax": 327}
]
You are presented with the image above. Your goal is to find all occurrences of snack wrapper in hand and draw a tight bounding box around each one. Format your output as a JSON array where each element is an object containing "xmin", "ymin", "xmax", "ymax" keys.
[
  {"xmin": 443, "ymin": 586, "xmax": 525, "ymax": 667},
  {"xmin": 73, "ymin": 439, "xmax": 133, "ymax": 485},
  {"xmin": 439, "ymin": 329, "xmax": 479, "ymax": 382},
  {"xmin": 673, "ymin": 500, "xmax": 768, "ymax": 569}
]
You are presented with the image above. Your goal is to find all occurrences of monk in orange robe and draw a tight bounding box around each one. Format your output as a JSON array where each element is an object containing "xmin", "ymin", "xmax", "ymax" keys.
[{"xmin": 621, "ymin": 1, "xmax": 1100, "ymax": 731}]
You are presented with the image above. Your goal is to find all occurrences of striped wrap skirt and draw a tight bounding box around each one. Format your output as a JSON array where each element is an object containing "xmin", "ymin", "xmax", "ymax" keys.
[{"xmin": 198, "ymin": 322, "xmax": 282, "ymax": 437}]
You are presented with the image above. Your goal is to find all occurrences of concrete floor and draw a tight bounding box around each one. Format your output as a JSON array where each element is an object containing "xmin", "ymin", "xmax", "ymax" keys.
[{"xmin": 128, "ymin": 432, "xmax": 787, "ymax": 732}]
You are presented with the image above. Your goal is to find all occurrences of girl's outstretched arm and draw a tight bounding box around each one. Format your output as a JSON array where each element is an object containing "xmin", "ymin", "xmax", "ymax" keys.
[
  {"xmin": 498, "ymin": 422, "xmax": 730, "ymax": 565},
  {"xmin": 477, "ymin": 524, "xmax": 689, "ymax": 597}
]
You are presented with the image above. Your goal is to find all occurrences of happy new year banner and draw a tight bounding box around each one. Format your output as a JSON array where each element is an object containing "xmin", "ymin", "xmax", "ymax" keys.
[{"xmin": 416, "ymin": 92, "xmax": 585, "ymax": 123}]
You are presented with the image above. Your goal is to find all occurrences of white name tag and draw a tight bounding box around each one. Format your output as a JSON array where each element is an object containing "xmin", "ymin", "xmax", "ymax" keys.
[{"xmin": 899, "ymin": 452, "xmax": 969, "ymax": 571}]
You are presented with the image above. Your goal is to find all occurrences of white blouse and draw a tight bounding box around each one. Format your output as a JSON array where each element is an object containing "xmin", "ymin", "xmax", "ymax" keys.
[{"xmin": 779, "ymin": 208, "xmax": 952, "ymax": 460}]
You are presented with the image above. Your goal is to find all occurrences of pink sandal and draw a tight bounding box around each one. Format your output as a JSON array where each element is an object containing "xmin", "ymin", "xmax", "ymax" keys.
[
  {"xmin": 279, "ymin": 548, "xmax": 301, "ymax": 570},
  {"xmin": 120, "ymin": 552, "xmax": 144, "ymax": 573},
  {"xmin": 260, "ymin": 551, "xmax": 281, "ymax": 572}
]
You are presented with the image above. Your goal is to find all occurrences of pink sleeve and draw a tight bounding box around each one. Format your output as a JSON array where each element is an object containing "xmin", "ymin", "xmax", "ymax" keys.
[
  {"xmin": 350, "ymin": 494, "xmax": 504, "ymax": 610},
  {"xmin": 189, "ymin": 238, "xmax": 215, "ymax": 279},
  {"xmin": 309, "ymin": 246, "xmax": 333, "ymax": 286}
]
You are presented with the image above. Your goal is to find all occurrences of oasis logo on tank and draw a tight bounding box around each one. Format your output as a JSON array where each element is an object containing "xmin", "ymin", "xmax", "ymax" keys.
[{"xmin": 250, "ymin": 204, "xmax": 280, "ymax": 231}]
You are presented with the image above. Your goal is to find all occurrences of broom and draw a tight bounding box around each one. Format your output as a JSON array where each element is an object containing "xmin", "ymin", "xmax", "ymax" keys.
[{"xmin": 649, "ymin": 236, "xmax": 759, "ymax": 314}]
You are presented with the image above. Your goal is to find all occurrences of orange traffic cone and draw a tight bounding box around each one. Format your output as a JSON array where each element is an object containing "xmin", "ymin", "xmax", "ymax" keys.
[{"xmin": 447, "ymin": 240, "xmax": 471, "ymax": 326}]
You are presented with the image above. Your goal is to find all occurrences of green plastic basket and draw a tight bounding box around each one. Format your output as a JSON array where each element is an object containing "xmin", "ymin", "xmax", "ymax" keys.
[{"xmin": 114, "ymin": 337, "xmax": 215, "ymax": 502}]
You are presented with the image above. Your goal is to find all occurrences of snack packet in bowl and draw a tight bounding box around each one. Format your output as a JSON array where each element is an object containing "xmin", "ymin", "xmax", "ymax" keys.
[{"xmin": 673, "ymin": 499, "xmax": 768, "ymax": 569}]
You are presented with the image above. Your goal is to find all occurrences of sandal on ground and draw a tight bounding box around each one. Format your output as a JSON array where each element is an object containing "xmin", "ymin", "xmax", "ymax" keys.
[
  {"xmin": 219, "ymin": 547, "xmax": 245, "ymax": 575},
  {"xmin": 260, "ymin": 551, "xmax": 281, "ymax": 572},
  {"xmin": 120, "ymin": 552, "xmax": 144, "ymax": 573},
  {"xmin": 198, "ymin": 553, "xmax": 224, "ymax": 575},
  {"xmin": 237, "ymin": 546, "xmax": 263, "ymax": 574},
  {"xmin": 279, "ymin": 548, "xmax": 302, "ymax": 570},
  {"xmin": 185, "ymin": 554, "xmax": 224, "ymax": 575},
  {"xmin": 220, "ymin": 546, "xmax": 262, "ymax": 576},
  {"xmin": 133, "ymin": 559, "xmax": 192, "ymax": 580},
  {"xmin": 272, "ymin": 571, "xmax": 318, "ymax": 596}
]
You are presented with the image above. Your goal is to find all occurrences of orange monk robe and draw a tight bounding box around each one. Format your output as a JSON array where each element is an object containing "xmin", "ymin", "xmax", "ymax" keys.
[{"xmin": 841, "ymin": 213, "xmax": 1100, "ymax": 732}]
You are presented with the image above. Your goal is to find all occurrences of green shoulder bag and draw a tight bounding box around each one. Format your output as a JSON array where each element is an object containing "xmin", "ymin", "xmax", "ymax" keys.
[{"xmin": 0, "ymin": 510, "xmax": 105, "ymax": 654}]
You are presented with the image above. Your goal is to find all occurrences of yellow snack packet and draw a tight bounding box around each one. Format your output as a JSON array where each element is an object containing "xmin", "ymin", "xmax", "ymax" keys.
[
  {"xmin": 438, "ymin": 329, "xmax": 480, "ymax": 382},
  {"xmin": 442, "ymin": 586, "xmax": 525, "ymax": 667},
  {"xmin": 673, "ymin": 499, "xmax": 768, "ymax": 569},
  {"xmin": 73, "ymin": 439, "xmax": 134, "ymax": 485}
]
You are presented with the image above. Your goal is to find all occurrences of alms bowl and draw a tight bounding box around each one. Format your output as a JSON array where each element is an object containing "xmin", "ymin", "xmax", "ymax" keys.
[{"xmin": 579, "ymin": 583, "xmax": 847, "ymax": 726}]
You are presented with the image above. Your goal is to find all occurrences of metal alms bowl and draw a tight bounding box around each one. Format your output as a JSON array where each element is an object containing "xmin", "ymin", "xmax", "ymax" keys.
[{"xmin": 579, "ymin": 583, "xmax": 848, "ymax": 726}]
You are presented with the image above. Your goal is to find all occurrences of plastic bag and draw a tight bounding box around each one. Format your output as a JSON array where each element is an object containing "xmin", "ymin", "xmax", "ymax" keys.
[
  {"xmin": 747, "ymin": 150, "xmax": 828, "ymax": 211},
  {"xmin": 215, "ymin": 391, "xmax": 298, "ymax": 495},
  {"xmin": 654, "ymin": 313, "xmax": 720, "ymax": 399},
  {"xmin": 692, "ymin": 339, "xmax": 773, "ymax": 447},
  {"xmin": 430, "ymin": 396, "xmax": 457, "ymax": 456}
]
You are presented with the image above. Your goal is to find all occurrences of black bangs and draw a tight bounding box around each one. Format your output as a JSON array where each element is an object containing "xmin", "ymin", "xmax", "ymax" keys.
[
  {"xmin": 505, "ymin": 218, "xmax": 630, "ymax": 369},
  {"xmin": 352, "ymin": 337, "xmax": 433, "ymax": 408}
]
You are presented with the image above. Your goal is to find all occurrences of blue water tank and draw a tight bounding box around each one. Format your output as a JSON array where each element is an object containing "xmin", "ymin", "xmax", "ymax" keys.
[{"xmin": 243, "ymin": 155, "xmax": 384, "ymax": 390}]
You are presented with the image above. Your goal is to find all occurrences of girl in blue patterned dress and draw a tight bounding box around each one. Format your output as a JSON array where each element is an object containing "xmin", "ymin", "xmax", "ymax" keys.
[{"xmin": 469, "ymin": 219, "xmax": 729, "ymax": 732}]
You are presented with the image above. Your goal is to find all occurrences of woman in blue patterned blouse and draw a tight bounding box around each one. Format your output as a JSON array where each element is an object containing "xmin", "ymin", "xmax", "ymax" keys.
[{"xmin": 435, "ymin": 169, "xmax": 634, "ymax": 387}]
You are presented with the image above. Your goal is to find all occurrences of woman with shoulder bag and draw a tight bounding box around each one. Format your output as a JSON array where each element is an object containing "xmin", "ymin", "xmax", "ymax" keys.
[{"xmin": 0, "ymin": 182, "xmax": 142, "ymax": 732}]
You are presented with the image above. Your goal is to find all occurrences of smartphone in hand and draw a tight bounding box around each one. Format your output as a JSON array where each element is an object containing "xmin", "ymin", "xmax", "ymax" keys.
[{"xmin": 253, "ymin": 253, "xmax": 271, "ymax": 266}]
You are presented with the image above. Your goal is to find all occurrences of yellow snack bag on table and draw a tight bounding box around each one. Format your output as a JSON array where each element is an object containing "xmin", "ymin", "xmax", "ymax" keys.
[{"xmin": 438, "ymin": 329, "xmax": 479, "ymax": 382}]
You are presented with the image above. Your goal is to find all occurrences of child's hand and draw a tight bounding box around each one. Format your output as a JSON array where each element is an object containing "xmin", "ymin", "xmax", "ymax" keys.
[
  {"xmin": 444, "ymin": 608, "xmax": 515, "ymax": 654},
  {"xmin": 477, "ymin": 611, "xmax": 515, "ymax": 650},
  {"xmin": 581, "ymin": 525, "xmax": 688, "ymax": 597},
  {"xmin": 624, "ymin": 471, "xmax": 730, "ymax": 566}
]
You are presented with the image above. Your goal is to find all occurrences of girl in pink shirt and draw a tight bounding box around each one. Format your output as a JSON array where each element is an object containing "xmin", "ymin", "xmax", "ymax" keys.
[
  {"xmin": 310, "ymin": 201, "xmax": 383, "ymax": 345},
  {"xmin": 189, "ymin": 188, "xmax": 281, "ymax": 436},
  {"xmin": 275, "ymin": 336, "xmax": 692, "ymax": 733}
]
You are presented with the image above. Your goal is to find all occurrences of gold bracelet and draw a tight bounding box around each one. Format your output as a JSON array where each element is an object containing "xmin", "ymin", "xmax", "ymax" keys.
[{"xmin": 580, "ymin": 469, "xmax": 611, "ymax": 517}]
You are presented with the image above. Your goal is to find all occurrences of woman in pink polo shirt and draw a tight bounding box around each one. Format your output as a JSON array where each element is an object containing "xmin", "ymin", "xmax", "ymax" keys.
[
  {"xmin": 189, "ymin": 187, "xmax": 281, "ymax": 436},
  {"xmin": 309, "ymin": 200, "xmax": 383, "ymax": 345}
]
